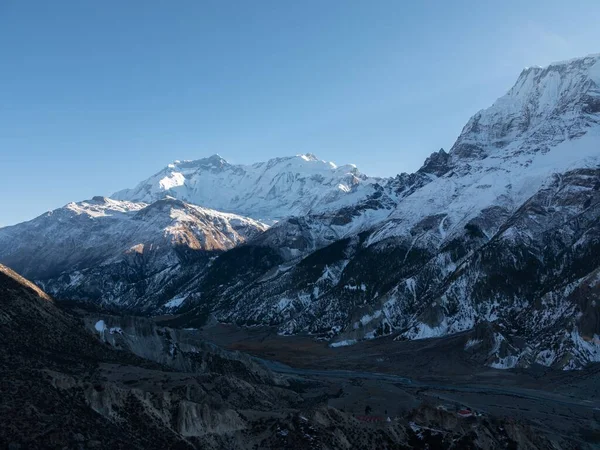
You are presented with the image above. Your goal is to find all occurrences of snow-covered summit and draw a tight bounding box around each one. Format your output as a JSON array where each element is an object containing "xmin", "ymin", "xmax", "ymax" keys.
[
  {"xmin": 113, "ymin": 153, "xmax": 378, "ymax": 222},
  {"xmin": 0, "ymin": 197, "xmax": 267, "ymax": 282},
  {"xmin": 452, "ymin": 54, "xmax": 600, "ymax": 160},
  {"xmin": 369, "ymin": 54, "xmax": 600, "ymax": 246},
  {"xmin": 167, "ymin": 154, "xmax": 229, "ymax": 171}
]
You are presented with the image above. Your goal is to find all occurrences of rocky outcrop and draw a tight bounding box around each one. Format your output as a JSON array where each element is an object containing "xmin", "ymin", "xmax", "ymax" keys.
[{"xmin": 85, "ymin": 314, "xmax": 281, "ymax": 384}]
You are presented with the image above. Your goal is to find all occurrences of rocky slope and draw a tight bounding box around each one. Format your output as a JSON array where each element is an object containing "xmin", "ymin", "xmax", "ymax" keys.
[
  {"xmin": 0, "ymin": 196, "xmax": 267, "ymax": 311},
  {"xmin": 0, "ymin": 265, "xmax": 313, "ymax": 448},
  {"xmin": 0, "ymin": 263, "xmax": 188, "ymax": 449}
]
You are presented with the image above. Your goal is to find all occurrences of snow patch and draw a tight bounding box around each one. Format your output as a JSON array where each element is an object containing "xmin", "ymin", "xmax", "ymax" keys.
[
  {"xmin": 329, "ymin": 339, "xmax": 357, "ymax": 348},
  {"xmin": 464, "ymin": 339, "xmax": 482, "ymax": 350},
  {"xmin": 164, "ymin": 296, "xmax": 187, "ymax": 309},
  {"xmin": 490, "ymin": 355, "xmax": 519, "ymax": 369}
]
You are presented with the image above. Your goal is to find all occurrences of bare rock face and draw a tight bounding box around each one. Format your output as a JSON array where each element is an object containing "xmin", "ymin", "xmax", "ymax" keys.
[
  {"xmin": 176, "ymin": 402, "xmax": 246, "ymax": 437},
  {"xmin": 84, "ymin": 314, "xmax": 282, "ymax": 384},
  {"xmin": 0, "ymin": 264, "xmax": 186, "ymax": 449},
  {"xmin": 418, "ymin": 148, "xmax": 451, "ymax": 177}
]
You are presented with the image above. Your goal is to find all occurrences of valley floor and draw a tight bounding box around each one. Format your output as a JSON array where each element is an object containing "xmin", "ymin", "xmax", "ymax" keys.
[{"xmin": 195, "ymin": 322, "xmax": 600, "ymax": 447}]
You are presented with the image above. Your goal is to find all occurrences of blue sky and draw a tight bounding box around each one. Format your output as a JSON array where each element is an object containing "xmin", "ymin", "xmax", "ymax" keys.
[{"xmin": 1, "ymin": 0, "xmax": 599, "ymax": 226}]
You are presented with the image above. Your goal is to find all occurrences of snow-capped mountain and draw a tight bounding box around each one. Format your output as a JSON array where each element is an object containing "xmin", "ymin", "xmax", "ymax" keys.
[
  {"xmin": 0, "ymin": 196, "xmax": 266, "ymax": 310},
  {"xmin": 1, "ymin": 53, "xmax": 600, "ymax": 371},
  {"xmin": 112, "ymin": 153, "xmax": 381, "ymax": 222},
  {"xmin": 169, "ymin": 54, "xmax": 600, "ymax": 370}
]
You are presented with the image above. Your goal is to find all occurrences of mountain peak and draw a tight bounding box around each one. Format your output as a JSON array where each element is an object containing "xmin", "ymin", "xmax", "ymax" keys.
[
  {"xmin": 522, "ymin": 53, "xmax": 600, "ymax": 72},
  {"xmin": 418, "ymin": 148, "xmax": 451, "ymax": 177},
  {"xmin": 511, "ymin": 53, "xmax": 600, "ymax": 94},
  {"xmin": 451, "ymin": 53, "xmax": 600, "ymax": 160},
  {"xmin": 112, "ymin": 153, "xmax": 375, "ymax": 221},
  {"xmin": 298, "ymin": 153, "xmax": 319, "ymax": 162},
  {"xmin": 168, "ymin": 153, "xmax": 230, "ymax": 171},
  {"xmin": 204, "ymin": 153, "xmax": 227, "ymax": 163}
]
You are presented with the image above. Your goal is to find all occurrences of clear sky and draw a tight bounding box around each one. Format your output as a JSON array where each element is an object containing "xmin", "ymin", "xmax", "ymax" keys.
[{"xmin": 1, "ymin": 1, "xmax": 599, "ymax": 226}]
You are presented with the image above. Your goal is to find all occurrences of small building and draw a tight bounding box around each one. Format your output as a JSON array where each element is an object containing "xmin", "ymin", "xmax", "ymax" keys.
[{"xmin": 457, "ymin": 409, "xmax": 473, "ymax": 418}]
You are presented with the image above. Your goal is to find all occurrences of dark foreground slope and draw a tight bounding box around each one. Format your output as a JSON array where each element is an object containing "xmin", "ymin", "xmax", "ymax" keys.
[
  {"xmin": 0, "ymin": 264, "xmax": 325, "ymax": 449},
  {"xmin": 0, "ymin": 264, "xmax": 193, "ymax": 449},
  {"xmin": 0, "ymin": 264, "xmax": 290, "ymax": 448}
]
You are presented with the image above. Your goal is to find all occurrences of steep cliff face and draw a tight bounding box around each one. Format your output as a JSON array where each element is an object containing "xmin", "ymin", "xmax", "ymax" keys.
[
  {"xmin": 85, "ymin": 314, "xmax": 280, "ymax": 384},
  {"xmin": 453, "ymin": 54, "xmax": 600, "ymax": 159}
]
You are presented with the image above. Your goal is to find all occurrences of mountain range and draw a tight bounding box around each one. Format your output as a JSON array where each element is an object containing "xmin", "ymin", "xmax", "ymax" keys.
[{"xmin": 2, "ymin": 53, "xmax": 600, "ymax": 371}]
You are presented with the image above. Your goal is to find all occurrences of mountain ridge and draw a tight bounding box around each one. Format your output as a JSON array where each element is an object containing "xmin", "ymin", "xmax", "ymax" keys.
[
  {"xmin": 166, "ymin": 53, "xmax": 600, "ymax": 370},
  {"xmin": 112, "ymin": 152, "xmax": 380, "ymax": 222}
]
